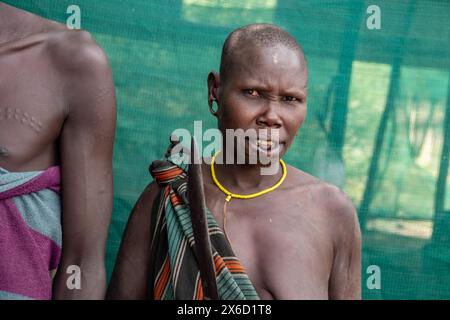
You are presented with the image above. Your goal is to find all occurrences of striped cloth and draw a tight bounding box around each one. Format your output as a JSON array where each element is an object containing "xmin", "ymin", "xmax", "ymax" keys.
[
  {"xmin": 148, "ymin": 152, "xmax": 260, "ymax": 300},
  {"xmin": 0, "ymin": 166, "xmax": 61, "ymax": 300}
]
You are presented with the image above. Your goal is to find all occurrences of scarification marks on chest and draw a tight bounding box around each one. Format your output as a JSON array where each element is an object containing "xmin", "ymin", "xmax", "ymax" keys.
[{"xmin": 0, "ymin": 107, "xmax": 43, "ymax": 133}]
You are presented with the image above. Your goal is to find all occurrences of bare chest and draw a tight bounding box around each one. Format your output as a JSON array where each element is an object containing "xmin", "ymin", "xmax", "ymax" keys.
[
  {"xmin": 204, "ymin": 191, "xmax": 334, "ymax": 299},
  {"xmin": 0, "ymin": 45, "xmax": 65, "ymax": 169}
]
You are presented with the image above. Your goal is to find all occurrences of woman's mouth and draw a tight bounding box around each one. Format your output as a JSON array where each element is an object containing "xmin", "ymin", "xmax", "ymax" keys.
[
  {"xmin": 257, "ymin": 139, "xmax": 273, "ymax": 149},
  {"xmin": 250, "ymin": 138, "xmax": 283, "ymax": 156}
]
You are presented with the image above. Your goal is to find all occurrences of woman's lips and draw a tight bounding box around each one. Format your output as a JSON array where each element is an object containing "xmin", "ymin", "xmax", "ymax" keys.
[
  {"xmin": 257, "ymin": 139, "xmax": 274, "ymax": 149},
  {"xmin": 249, "ymin": 138, "xmax": 284, "ymax": 156}
]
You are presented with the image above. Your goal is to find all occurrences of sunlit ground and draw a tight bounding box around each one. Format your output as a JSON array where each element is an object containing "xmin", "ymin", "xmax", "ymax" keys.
[{"xmin": 366, "ymin": 218, "xmax": 432, "ymax": 239}]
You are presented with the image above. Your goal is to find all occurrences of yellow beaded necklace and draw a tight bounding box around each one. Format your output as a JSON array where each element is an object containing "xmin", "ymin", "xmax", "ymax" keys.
[
  {"xmin": 210, "ymin": 151, "xmax": 287, "ymax": 244},
  {"xmin": 211, "ymin": 152, "xmax": 287, "ymax": 201}
]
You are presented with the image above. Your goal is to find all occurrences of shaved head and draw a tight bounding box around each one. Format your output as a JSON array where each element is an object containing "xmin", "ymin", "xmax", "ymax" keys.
[{"xmin": 219, "ymin": 23, "xmax": 306, "ymax": 82}]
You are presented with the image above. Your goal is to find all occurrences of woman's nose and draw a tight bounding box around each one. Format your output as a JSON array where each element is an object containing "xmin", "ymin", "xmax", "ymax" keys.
[{"xmin": 256, "ymin": 100, "xmax": 282, "ymax": 128}]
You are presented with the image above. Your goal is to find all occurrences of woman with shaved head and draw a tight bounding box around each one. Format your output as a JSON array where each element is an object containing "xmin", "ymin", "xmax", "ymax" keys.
[{"xmin": 109, "ymin": 24, "xmax": 361, "ymax": 300}]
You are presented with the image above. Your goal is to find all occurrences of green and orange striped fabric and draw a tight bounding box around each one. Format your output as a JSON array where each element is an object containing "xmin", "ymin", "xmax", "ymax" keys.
[{"xmin": 148, "ymin": 152, "xmax": 260, "ymax": 300}]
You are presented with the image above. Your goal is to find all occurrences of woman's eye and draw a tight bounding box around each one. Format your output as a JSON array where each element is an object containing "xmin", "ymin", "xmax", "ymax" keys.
[
  {"xmin": 283, "ymin": 96, "xmax": 298, "ymax": 102},
  {"xmin": 244, "ymin": 89, "xmax": 259, "ymax": 97}
]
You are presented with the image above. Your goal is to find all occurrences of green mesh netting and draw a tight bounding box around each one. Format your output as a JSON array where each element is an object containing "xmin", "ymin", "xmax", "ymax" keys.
[{"xmin": 6, "ymin": 0, "xmax": 450, "ymax": 299}]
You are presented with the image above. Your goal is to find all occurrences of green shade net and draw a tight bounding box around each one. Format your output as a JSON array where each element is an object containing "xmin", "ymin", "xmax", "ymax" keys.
[{"xmin": 6, "ymin": 0, "xmax": 450, "ymax": 299}]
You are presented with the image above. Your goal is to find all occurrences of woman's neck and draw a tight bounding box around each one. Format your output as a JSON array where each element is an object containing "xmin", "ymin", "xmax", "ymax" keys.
[{"xmin": 212, "ymin": 156, "xmax": 283, "ymax": 194}]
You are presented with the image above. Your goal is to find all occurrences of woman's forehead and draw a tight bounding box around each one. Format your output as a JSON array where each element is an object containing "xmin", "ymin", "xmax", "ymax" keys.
[{"xmin": 225, "ymin": 46, "xmax": 307, "ymax": 88}]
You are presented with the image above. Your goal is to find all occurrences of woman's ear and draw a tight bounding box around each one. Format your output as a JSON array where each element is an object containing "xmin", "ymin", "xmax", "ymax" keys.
[{"xmin": 207, "ymin": 71, "xmax": 220, "ymax": 116}]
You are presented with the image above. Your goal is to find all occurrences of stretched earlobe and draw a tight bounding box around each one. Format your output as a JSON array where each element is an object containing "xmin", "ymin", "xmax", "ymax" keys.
[
  {"xmin": 207, "ymin": 71, "xmax": 220, "ymax": 117},
  {"xmin": 209, "ymin": 99, "xmax": 219, "ymax": 116}
]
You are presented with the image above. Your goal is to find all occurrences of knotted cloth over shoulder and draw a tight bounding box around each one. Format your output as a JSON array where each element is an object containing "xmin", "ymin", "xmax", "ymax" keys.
[{"xmin": 148, "ymin": 150, "xmax": 260, "ymax": 300}]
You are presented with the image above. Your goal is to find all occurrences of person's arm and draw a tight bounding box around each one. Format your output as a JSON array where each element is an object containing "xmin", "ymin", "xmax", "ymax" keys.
[
  {"xmin": 328, "ymin": 189, "xmax": 362, "ymax": 300},
  {"xmin": 52, "ymin": 30, "xmax": 116, "ymax": 299},
  {"xmin": 107, "ymin": 182, "xmax": 160, "ymax": 299}
]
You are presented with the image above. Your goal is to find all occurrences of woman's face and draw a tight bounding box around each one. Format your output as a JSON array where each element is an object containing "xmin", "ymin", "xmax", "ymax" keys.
[{"xmin": 208, "ymin": 44, "xmax": 308, "ymax": 163}]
